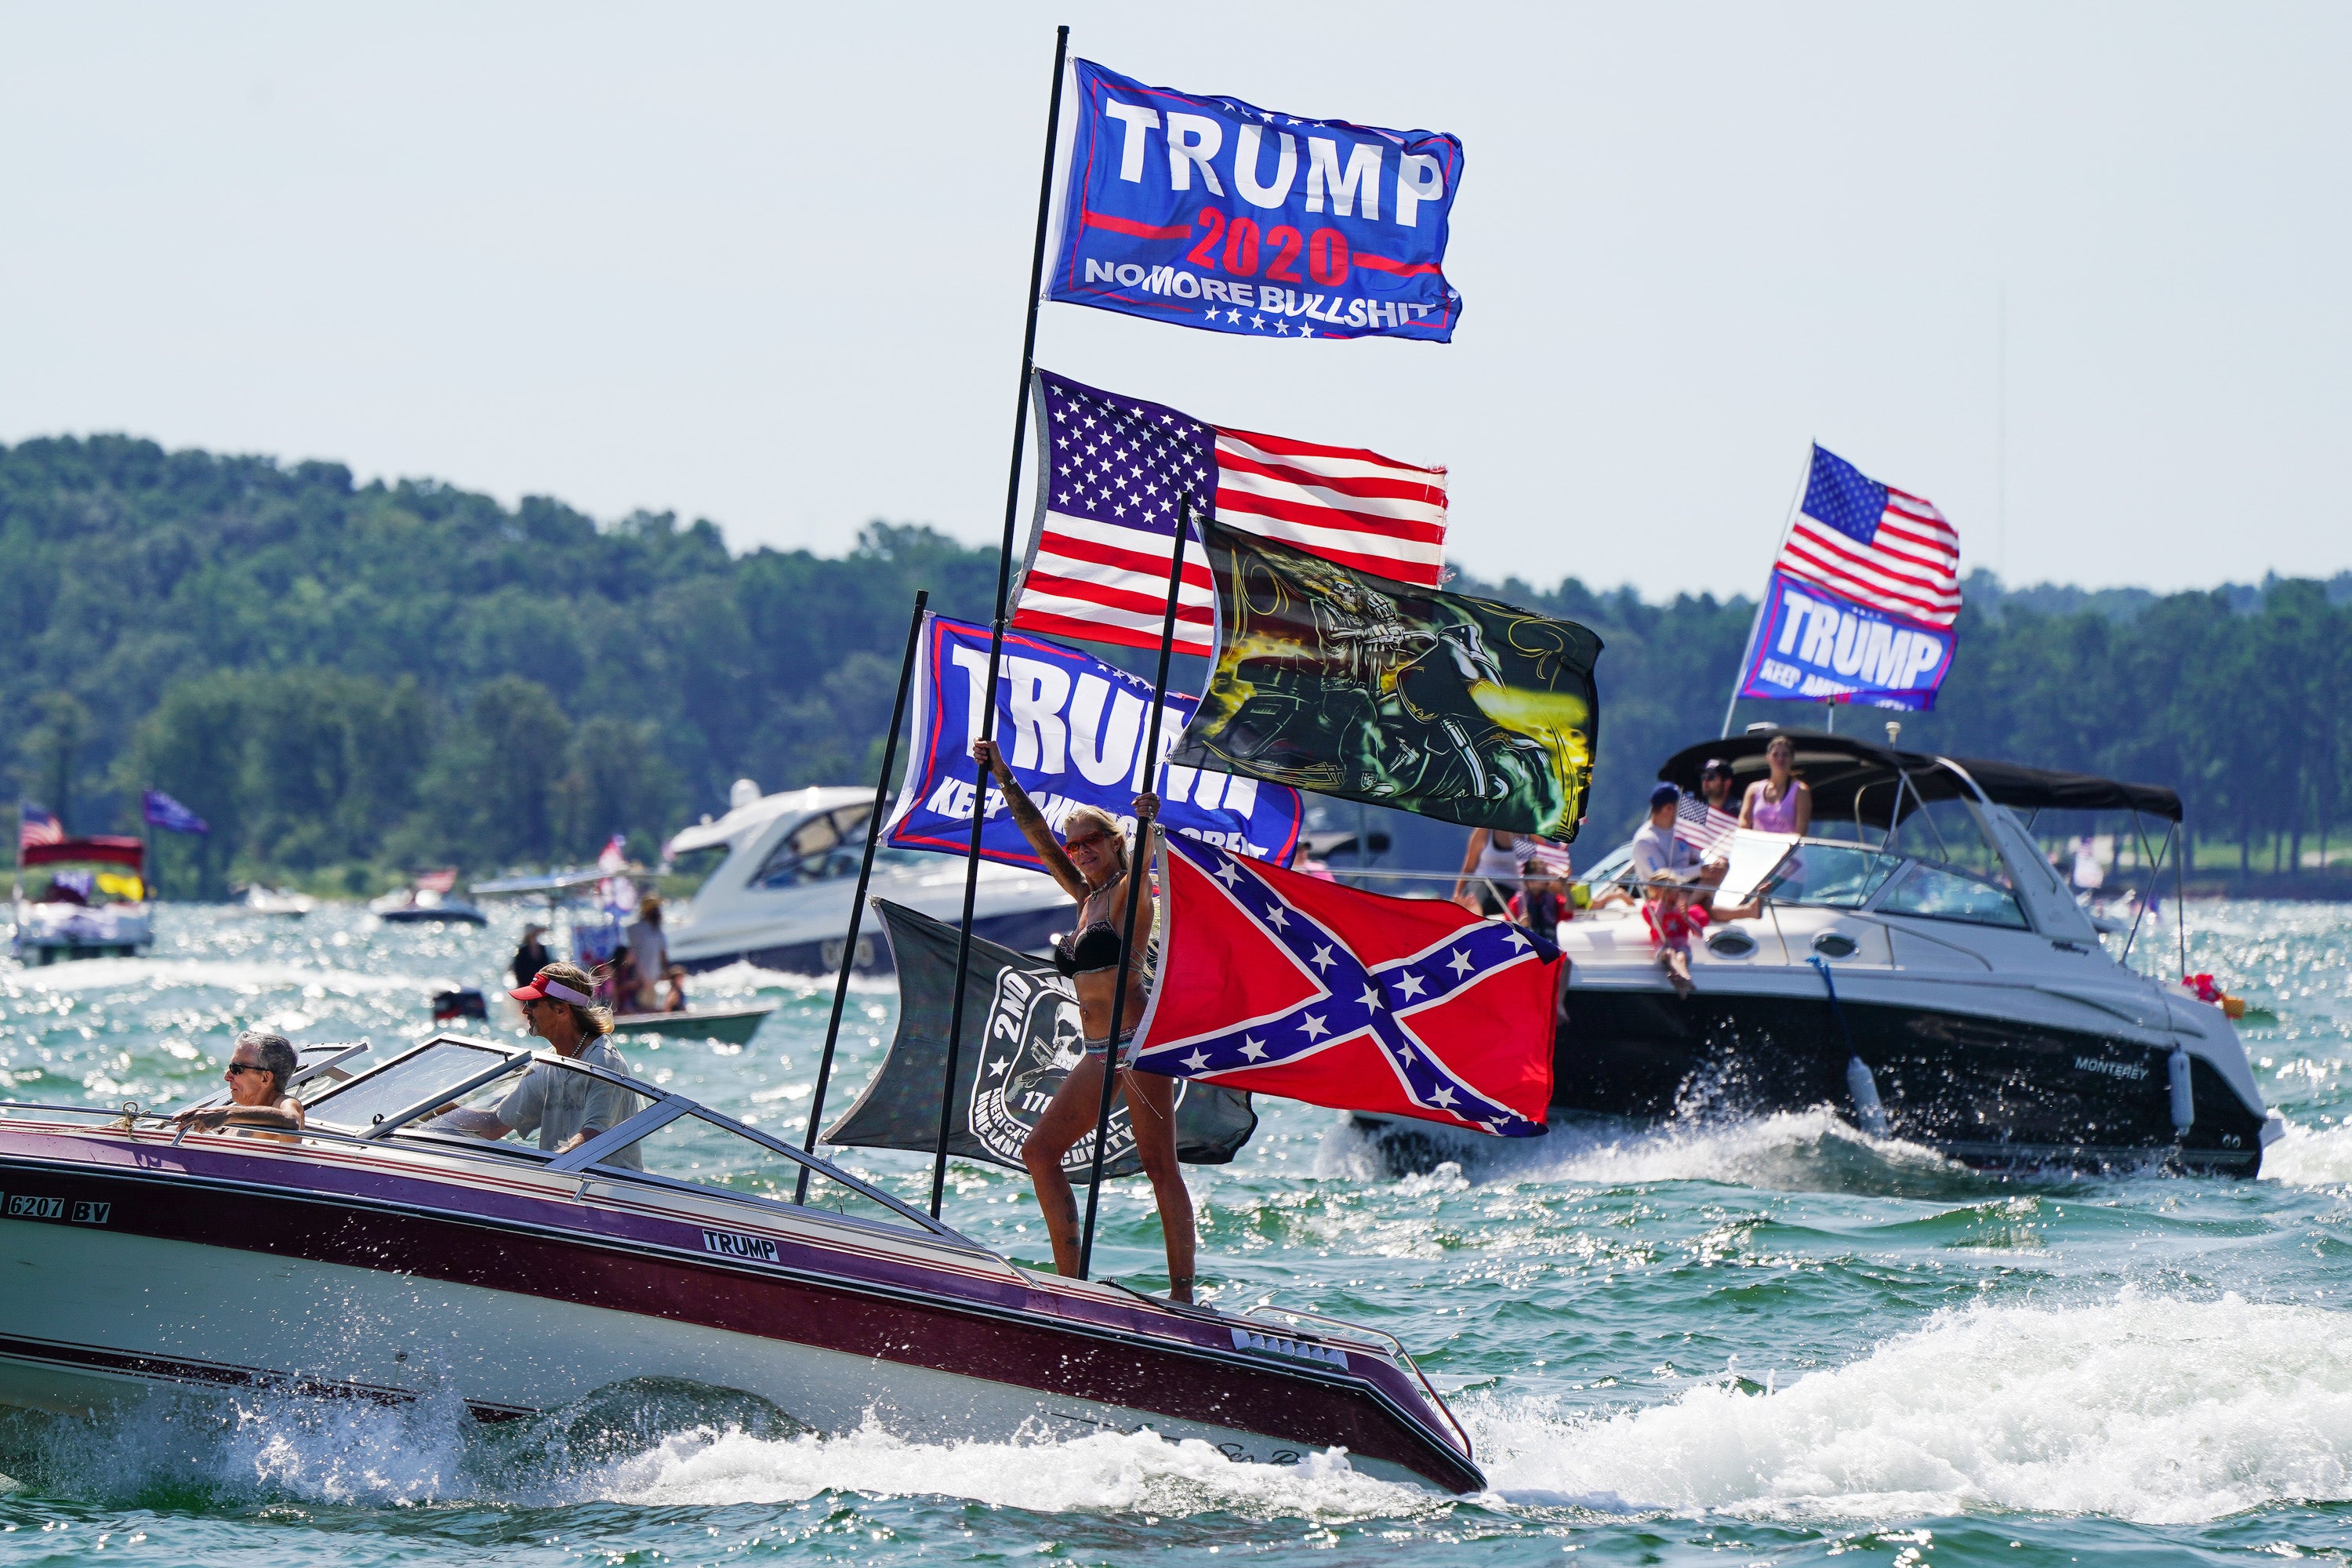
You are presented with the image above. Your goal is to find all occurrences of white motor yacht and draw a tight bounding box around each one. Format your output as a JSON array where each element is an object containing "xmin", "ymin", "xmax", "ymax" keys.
[
  {"xmin": 1543, "ymin": 733, "xmax": 2278, "ymax": 1174},
  {"xmin": 662, "ymin": 786, "xmax": 1066, "ymax": 975}
]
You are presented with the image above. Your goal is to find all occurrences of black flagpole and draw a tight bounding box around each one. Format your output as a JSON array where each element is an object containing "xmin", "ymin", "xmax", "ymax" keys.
[
  {"xmin": 931, "ymin": 24, "xmax": 1072, "ymax": 1218},
  {"xmin": 797, "ymin": 590, "xmax": 928, "ymax": 1204},
  {"xmin": 1076, "ymin": 499, "xmax": 1192, "ymax": 1282}
]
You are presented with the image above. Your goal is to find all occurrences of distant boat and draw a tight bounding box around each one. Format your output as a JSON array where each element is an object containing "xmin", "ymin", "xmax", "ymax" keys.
[
  {"xmin": 236, "ymin": 884, "xmax": 317, "ymax": 918},
  {"xmin": 11, "ymin": 836, "xmax": 154, "ymax": 964},
  {"xmin": 608, "ymin": 1004, "xmax": 776, "ymax": 1045},
  {"xmin": 662, "ymin": 784, "xmax": 1066, "ymax": 975},
  {"xmin": 371, "ymin": 869, "xmax": 487, "ymax": 927}
]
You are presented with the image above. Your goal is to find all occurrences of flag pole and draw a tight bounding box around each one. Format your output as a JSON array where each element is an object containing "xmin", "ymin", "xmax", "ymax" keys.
[
  {"xmin": 1720, "ymin": 447, "xmax": 1817, "ymax": 739},
  {"xmin": 931, "ymin": 24, "xmax": 1072, "ymax": 1218},
  {"xmin": 1076, "ymin": 499, "xmax": 1190, "ymax": 1283},
  {"xmin": 798, "ymin": 590, "xmax": 928, "ymax": 1204}
]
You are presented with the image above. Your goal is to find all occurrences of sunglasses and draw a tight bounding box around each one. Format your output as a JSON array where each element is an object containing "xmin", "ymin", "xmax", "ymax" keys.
[
  {"xmin": 1063, "ymin": 831, "xmax": 1114, "ymax": 854},
  {"xmin": 225, "ymin": 1062, "xmax": 273, "ymax": 1077}
]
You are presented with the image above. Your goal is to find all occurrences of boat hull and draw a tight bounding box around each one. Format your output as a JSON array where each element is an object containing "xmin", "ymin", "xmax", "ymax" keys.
[
  {"xmin": 0, "ymin": 1129, "xmax": 1481, "ymax": 1491},
  {"xmin": 1552, "ymin": 986, "xmax": 2267, "ymax": 1174},
  {"xmin": 608, "ymin": 1007, "xmax": 775, "ymax": 1044}
]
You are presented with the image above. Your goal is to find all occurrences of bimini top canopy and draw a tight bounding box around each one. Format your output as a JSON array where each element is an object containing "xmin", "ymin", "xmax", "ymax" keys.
[
  {"xmin": 20, "ymin": 836, "xmax": 146, "ymax": 869},
  {"xmin": 1657, "ymin": 732, "xmax": 2183, "ymax": 824}
]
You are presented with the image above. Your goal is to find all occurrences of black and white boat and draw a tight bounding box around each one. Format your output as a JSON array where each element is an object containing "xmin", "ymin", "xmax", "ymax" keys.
[{"xmin": 1544, "ymin": 732, "xmax": 2278, "ymax": 1174}]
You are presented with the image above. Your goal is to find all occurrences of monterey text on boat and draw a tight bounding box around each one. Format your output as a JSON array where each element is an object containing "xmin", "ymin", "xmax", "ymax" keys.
[
  {"xmin": 0, "ymin": 1036, "xmax": 1483, "ymax": 1490},
  {"xmin": 1548, "ymin": 732, "xmax": 2278, "ymax": 1173}
]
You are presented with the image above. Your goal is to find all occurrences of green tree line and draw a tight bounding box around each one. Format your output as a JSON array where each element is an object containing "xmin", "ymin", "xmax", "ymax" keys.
[{"xmin": 3, "ymin": 434, "xmax": 2343, "ymax": 895}]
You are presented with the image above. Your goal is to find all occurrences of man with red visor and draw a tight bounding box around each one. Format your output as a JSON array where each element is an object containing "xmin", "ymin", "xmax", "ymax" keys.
[{"xmin": 434, "ymin": 960, "xmax": 643, "ymax": 1166}]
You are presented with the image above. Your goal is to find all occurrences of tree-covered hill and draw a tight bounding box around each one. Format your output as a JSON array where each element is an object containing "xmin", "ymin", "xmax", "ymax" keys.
[{"xmin": 3, "ymin": 434, "xmax": 2343, "ymax": 895}]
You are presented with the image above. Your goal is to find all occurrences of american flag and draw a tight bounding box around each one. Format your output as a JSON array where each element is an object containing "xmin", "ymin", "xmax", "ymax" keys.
[
  {"xmin": 18, "ymin": 801, "xmax": 63, "ymax": 850},
  {"xmin": 1776, "ymin": 445, "xmax": 1960, "ymax": 629},
  {"xmin": 1674, "ymin": 793, "xmax": 1739, "ymax": 858},
  {"xmin": 1011, "ymin": 370, "xmax": 1447, "ymax": 656}
]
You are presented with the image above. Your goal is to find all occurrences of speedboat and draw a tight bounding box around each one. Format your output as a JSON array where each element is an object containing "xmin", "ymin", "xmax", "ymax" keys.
[
  {"xmin": 662, "ymin": 785, "xmax": 1066, "ymax": 975},
  {"xmin": 236, "ymin": 884, "xmax": 317, "ymax": 918},
  {"xmin": 0, "ymin": 1035, "xmax": 1482, "ymax": 1491},
  {"xmin": 10, "ymin": 836, "xmax": 154, "ymax": 964},
  {"xmin": 1544, "ymin": 732, "xmax": 2278, "ymax": 1174},
  {"xmin": 608, "ymin": 1004, "xmax": 776, "ymax": 1045},
  {"xmin": 371, "ymin": 871, "xmax": 488, "ymax": 927}
]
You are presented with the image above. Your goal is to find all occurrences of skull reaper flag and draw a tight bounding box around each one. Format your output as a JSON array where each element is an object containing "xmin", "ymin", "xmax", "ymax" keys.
[
  {"xmin": 1130, "ymin": 833, "xmax": 1559, "ymax": 1136},
  {"xmin": 823, "ymin": 899, "xmax": 1256, "ymax": 1180},
  {"xmin": 1167, "ymin": 520, "xmax": 1602, "ymax": 839}
]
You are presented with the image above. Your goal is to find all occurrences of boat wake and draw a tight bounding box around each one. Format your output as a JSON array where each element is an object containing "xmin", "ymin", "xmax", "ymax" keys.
[
  {"xmin": 0, "ymin": 1379, "xmax": 1433, "ymax": 1523},
  {"xmin": 0, "ymin": 956, "xmax": 423, "ymax": 997},
  {"xmin": 1469, "ymin": 1291, "xmax": 2352, "ymax": 1524},
  {"xmin": 1322, "ymin": 1106, "xmax": 1981, "ymax": 1198}
]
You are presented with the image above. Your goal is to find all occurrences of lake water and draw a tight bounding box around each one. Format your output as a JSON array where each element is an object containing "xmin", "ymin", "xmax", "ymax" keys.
[{"xmin": 4, "ymin": 901, "xmax": 2352, "ymax": 1565}]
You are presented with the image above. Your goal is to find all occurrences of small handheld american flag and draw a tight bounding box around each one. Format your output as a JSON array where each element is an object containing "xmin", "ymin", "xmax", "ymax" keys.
[
  {"xmin": 1673, "ymin": 793, "xmax": 1739, "ymax": 859},
  {"xmin": 1777, "ymin": 445, "xmax": 1959, "ymax": 629}
]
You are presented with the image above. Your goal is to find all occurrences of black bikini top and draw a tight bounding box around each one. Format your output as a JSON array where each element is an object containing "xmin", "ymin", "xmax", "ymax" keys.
[{"xmin": 1053, "ymin": 922, "xmax": 1124, "ymax": 978}]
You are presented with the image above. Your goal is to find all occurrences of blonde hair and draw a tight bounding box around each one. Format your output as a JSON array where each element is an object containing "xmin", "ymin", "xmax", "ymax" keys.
[
  {"xmin": 536, "ymin": 960, "xmax": 613, "ymax": 1038},
  {"xmin": 1061, "ymin": 805, "xmax": 1130, "ymax": 875}
]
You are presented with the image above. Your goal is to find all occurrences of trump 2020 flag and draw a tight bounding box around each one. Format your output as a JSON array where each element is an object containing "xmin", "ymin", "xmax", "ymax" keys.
[
  {"xmin": 141, "ymin": 789, "xmax": 209, "ymax": 836},
  {"xmin": 1012, "ymin": 369, "xmax": 1447, "ymax": 655},
  {"xmin": 1131, "ymin": 832, "xmax": 1559, "ymax": 1136},
  {"xmin": 884, "ymin": 614, "xmax": 1304, "ymax": 869},
  {"xmin": 824, "ymin": 900, "xmax": 1255, "ymax": 1181},
  {"xmin": 1047, "ymin": 59, "xmax": 1463, "ymax": 342}
]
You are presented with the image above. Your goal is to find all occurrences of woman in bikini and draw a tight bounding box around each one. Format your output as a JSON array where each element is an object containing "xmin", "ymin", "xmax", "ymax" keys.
[
  {"xmin": 1740, "ymin": 733, "xmax": 1813, "ymax": 837},
  {"xmin": 971, "ymin": 739, "xmax": 1196, "ymax": 1303}
]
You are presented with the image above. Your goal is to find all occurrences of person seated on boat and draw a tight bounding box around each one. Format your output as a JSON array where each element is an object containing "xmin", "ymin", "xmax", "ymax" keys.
[
  {"xmin": 661, "ymin": 964, "xmax": 688, "ymax": 1014},
  {"xmin": 173, "ymin": 1029, "xmax": 305, "ymax": 1133},
  {"xmin": 1632, "ymin": 784, "xmax": 1700, "ymax": 886},
  {"xmin": 510, "ymin": 924, "xmax": 553, "ymax": 991},
  {"xmin": 1739, "ymin": 734, "xmax": 1812, "ymax": 837},
  {"xmin": 971, "ymin": 737, "xmax": 1196, "ymax": 1305},
  {"xmin": 623, "ymin": 895, "xmax": 669, "ymax": 1014},
  {"xmin": 1450, "ymin": 828, "xmax": 1523, "ymax": 916},
  {"xmin": 433, "ymin": 962, "xmax": 644, "ymax": 1167},
  {"xmin": 1642, "ymin": 872, "xmax": 1706, "ymax": 999}
]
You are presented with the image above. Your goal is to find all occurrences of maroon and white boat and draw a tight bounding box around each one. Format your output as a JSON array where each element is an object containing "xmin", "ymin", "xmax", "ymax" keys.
[{"xmin": 0, "ymin": 1036, "xmax": 1481, "ymax": 1491}]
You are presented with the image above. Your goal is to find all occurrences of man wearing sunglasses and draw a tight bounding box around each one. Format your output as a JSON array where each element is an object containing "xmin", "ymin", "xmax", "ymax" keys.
[{"xmin": 173, "ymin": 1028, "xmax": 305, "ymax": 1132}]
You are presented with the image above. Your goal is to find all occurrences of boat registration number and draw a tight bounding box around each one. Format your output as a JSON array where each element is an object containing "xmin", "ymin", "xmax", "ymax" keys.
[
  {"xmin": 702, "ymin": 1228, "xmax": 779, "ymax": 1262},
  {"xmin": 2, "ymin": 1195, "xmax": 109, "ymax": 1225}
]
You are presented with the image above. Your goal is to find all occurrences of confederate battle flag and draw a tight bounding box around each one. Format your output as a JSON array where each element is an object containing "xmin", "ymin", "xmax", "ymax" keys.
[{"xmin": 1131, "ymin": 831, "xmax": 1558, "ymax": 1135}]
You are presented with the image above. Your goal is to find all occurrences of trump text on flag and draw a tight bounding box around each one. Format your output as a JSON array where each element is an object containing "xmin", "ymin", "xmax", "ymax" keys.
[
  {"xmin": 884, "ymin": 615, "xmax": 1303, "ymax": 870},
  {"xmin": 1737, "ymin": 572, "xmax": 1955, "ymax": 711},
  {"xmin": 1047, "ymin": 60, "xmax": 1464, "ymax": 343}
]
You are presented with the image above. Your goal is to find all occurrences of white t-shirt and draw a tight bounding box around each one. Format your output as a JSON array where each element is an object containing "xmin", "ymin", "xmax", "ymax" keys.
[{"xmin": 1631, "ymin": 819, "xmax": 1699, "ymax": 884}]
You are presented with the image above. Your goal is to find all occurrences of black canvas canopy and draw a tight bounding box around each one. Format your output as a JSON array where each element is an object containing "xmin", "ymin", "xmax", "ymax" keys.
[{"xmin": 1657, "ymin": 732, "xmax": 2182, "ymax": 825}]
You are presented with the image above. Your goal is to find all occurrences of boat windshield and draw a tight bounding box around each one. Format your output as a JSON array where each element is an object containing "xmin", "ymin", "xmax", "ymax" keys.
[
  {"xmin": 579, "ymin": 1110, "xmax": 924, "ymax": 1232},
  {"xmin": 752, "ymin": 804, "xmax": 922, "ymax": 891},
  {"xmin": 304, "ymin": 1040, "xmax": 525, "ymax": 1131},
  {"xmin": 1874, "ymin": 793, "xmax": 2029, "ymax": 929},
  {"xmin": 1756, "ymin": 843, "xmax": 1907, "ymax": 909}
]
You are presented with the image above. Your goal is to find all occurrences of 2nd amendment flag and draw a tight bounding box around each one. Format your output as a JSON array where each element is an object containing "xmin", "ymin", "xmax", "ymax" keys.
[
  {"xmin": 1169, "ymin": 521, "xmax": 1602, "ymax": 839},
  {"xmin": 824, "ymin": 900, "xmax": 1256, "ymax": 1182}
]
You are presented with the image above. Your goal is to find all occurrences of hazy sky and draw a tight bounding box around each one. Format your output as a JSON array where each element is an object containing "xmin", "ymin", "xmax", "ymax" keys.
[{"xmin": 3, "ymin": 3, "xmax": 2345, "ymax": 599}]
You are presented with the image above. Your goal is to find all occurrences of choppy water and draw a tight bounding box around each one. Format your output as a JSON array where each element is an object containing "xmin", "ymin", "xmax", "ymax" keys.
[{"xmin": 5, "ymin": 901, "xmax": 2352, "ymax": 1564}]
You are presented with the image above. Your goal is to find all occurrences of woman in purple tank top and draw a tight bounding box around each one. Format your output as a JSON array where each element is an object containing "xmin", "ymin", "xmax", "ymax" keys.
[{"xmin": 1741, "ymin": 734, "xmax": 1812, "ymax": 836}]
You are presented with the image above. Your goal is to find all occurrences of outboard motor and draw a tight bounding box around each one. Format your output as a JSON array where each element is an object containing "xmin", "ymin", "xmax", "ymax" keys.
[{"xmin": 432, "ymin": 988, "xmax": 488, "ymax": 1025}]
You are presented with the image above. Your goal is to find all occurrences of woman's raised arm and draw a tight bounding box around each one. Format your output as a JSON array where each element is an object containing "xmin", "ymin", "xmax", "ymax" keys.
[{"xmin": 973, "ymin": 740, "xmax": 1087, "ymax": 900}]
